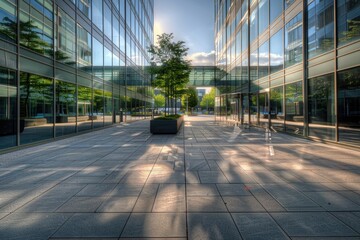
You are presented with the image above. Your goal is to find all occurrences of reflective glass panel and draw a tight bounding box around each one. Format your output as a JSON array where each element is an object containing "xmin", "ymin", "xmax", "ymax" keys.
[
  {"xmin": 93, "ymin": 85, "xmax": 104, "ymax": 128},
  {"xmin": 0, "ymin": 68, "xmax": 17, "ymax": 149},
  {"xmin": 250, "ymin": 7, "xmax": 258, "ymax": 43},
  {"xmin": 338, "ymin": 67, "xmax": 360, "ymax": 145},
  {"xmin": 308, "ymin": 0, "xmax": 334, "ymax": 58},
  {"xmin": 241, "ymin": 20, "xmax": 248, "ymax": 52},
  {"xmin": 259, "ymin": 92, "xmax": 268, "ymax": 126},
  {"xmin": 77, "ymin": 85, "xmax": 92, "ymax": 132},
  {"xmin": 104, "ymin": 88, "xmax": 113, "ymax": 125},
  {"xmin": 78, "ymin": 0, "xmax": 91, "ymax": 20},
  {"xmin": 259, "ymin": 41, "xmax": 269, "ymax": 78},
  {"xmin": 270, "ymin": 86, "xmax": 284, "ymax": 131},
  {"xmin": 285, "ymin": 13, "xmax": 302, "ymax": 68},
  {"xmin": 92, "ymin": 37, "xmax": 103, "ymax": 79},
  {"xmin": 259, "ymin": 0, "xmax": 269, "ymax": 35},
  {"xmin": 56, "ymin": 8, "xmax": 76, "ymax": 66},
  {"xmin": 20, "ymin": 72, "xmax": 53, "ymax": 145},
  {"xmin": 20, "ymin": 0, "xmax": 54, "ymax": 57},
  {"xmin": 337, "ymin": 0, "xmax": 360, "ymax": 46},
  {"xmin": 104, "ymin": 3, "xmax": 111, "ymax": 39},
  {"xmin": 77, "ymin": 24, "xmax": 92, "ymax": 70},
  {"xmin": 55, "ymin": 80, "xmax": 76, "ymax": 137},
  {"xmin": 270, "ymin": 0, "xmax": 283, "ymax": 24},
  {"xmin": 308, "ymin": 74, "xmax": 335, "ymax": 126},
  {"xmin": 270, "ymin": 29, "xmax": 284, "ymax": 73},
  {"xmin": 0, "ymin": 0, "xmax": 17, "ymax": 43},
  {"xmin": 285, "ymin": 81, "xmax": 303, "ymax": 135},
  {"xmin": 92, "ymin": 0, "xmax": 103, "ymax": 30}
]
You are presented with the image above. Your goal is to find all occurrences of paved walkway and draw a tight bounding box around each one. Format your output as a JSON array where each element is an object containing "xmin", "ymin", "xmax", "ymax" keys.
[{"xmin": 0, "ymin": 115, "xmax": 360, "ymax": 240}]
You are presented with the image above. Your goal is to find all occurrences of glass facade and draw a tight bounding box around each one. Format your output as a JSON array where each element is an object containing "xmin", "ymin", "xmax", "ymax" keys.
[
  {"xmin": 0, "ymin": 0, "xmax": 154, "ymax": 151},
  {"xmin": 215, "ymin": 0, "xmax": 360, "ymax": 147}
]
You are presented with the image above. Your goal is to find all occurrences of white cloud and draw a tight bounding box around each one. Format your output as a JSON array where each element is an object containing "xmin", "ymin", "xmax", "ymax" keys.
[{"xmin": 187, "ymin": 51, "xmax": 215, "ymax": 66}]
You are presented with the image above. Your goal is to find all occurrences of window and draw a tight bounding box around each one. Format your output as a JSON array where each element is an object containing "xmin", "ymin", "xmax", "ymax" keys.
[
  {"xmin": 20, "ymin": 72, "xmax": 54, "ymax": 144},
  {"xmin": 250, "ymin": 49, "xmax": 258, "ymax": 81},
  {"xmin": 19, "ymin": 0, "xmax": 54, "ymax": 57},
  {"xmin": 113, "ymin": 16, "xmax": 120, "ymax": 48},
  {"xmin": 338, "ymin": 67, "xmax": 360, "ymax": 145},
  {"xmin": 0, "ymin": 68, "xmax": 17, "ymax": 149},
  {"xmin": 270, "ymin": 29, "xmax": 284, "ymax": 73},
  {"xmin": 241, "ymin": 20, "xmax": 248, "ymax": 53},
  {"xmin": 258, "ymin": 0, "xmax": 269, "ymax": 35},
  {"xmin": 308, "ymin": 74, "xmax": 335, "ymax": 126},
  {"xmin": 0, "ymin": 0, "xmax": 17, "ymax": 43},
  {"xmin": 285, "ymin": 81, "xmax": 303, "ymax": 121},
  {"xmin": 270, "ymin": 86, "xmax": 284, "ymax": 130},
  {"xmin": 55, "ymin": 81, "xmax": 76, "ymax": 137},
  {"xmin": 308, "ymin": 0, "xmax": 334, "ymax": 58},
  {"xmin": 270, "ymin": 0, "xmax": 283, "ymax": 24},
  {"xmin": 92, "ymin": 37, "xmax": 103, "ymax": 79},
  {"xmin": 78, "ymin": 0, "xmax": 91, "ymax": 20},
  {"xmin": 77, "ymin": 24, "xmax": 92, "ymax": 69},
  {"xmin": 258, "ymin": 41, "xmax": 269, "ymax": 78},
  {"xmin": 337, "ymin": 0, "xmax": 360, "ymax": 46},
  {"xmin": 92, "ymin": 0, "xmax": 103, "ymax": 31},
  {"xmin": 104, "ymin": 3, "xmax": 112, "ymax": 39},
  {"xmin": 250, "ymin": 7, "xmax": 258, "ymax": 43},
  {"xmin": 56, "ymin": 8, "xmax": 76, "ymax": 66},
  {"xmin": 77, "ymin": 85, "xmax": 92, "ymax": 132},
  {"xmin": 285, "ymin": 13, "xmax": 302, "ymax": 68}
]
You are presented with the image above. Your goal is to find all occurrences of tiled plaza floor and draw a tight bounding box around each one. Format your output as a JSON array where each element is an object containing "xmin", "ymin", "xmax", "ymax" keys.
[{"xmin": 0, "ymin": 115, "xmax": 360, "ymax": 240}]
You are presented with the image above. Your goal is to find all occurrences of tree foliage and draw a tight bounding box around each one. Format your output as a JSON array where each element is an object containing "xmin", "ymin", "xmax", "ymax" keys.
[
  {"xmin": 154, "ymin": 94, "xmax": 165, "ymax": 108},
  {"xmin": 148, "ymin": 33, "xmax": 191, "ymax": 115},
  {"xmin": 181, "ymin": 87, "xmax": 198, "ymax": 113},
  {"xmin": 200, "ymin": 88, "xmax": 215, "ymax": 109}
]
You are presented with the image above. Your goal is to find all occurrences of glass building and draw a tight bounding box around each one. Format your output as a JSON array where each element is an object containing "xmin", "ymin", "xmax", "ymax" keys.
[
  {"xmin": 215, "ymin": 0, "xmax": 360, "ymax": 146},
  {"xmin": 0, "ymin": 0, "xmax": 154, "ymax": 150}
]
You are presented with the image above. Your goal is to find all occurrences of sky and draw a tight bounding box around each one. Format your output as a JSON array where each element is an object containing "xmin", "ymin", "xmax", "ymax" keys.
[{"xmin": 154, "ymin": 0, "xmax": 215, "ymax": 66}]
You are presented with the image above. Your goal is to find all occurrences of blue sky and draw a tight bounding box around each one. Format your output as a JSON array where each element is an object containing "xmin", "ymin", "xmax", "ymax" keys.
[{"xmin": 154, "ymin": 0, "xmax": 214, "ymax": 66}]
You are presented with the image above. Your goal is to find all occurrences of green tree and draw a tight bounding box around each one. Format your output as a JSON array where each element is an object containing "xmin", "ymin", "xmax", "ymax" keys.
[
  {"xmin": 182, "ymin": 87, "xmax": 198, "ymax": 114},
  {"xmin": 154, "ymin": 94, "xmax": 165, "ymax": 109},
  {"xmin": 148, "ymin": 33, "xmax": 191, "ymax": 115},
  {"xmin": 200, "ymin": 88, "xmax": 215, "ymax": 111}
]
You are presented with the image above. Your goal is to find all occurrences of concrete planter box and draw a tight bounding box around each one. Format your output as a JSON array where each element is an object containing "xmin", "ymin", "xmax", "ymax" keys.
[{"xmin": 150, "ymin": 115, "xmax": 184, "ymax": 134}]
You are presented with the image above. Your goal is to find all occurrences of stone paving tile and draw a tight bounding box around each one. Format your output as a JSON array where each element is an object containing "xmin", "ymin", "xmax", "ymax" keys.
[
  {"xmin": 187, "ymin": 196, "xmax": 227, "ymax": 212},
  {"xmin": 232, "ymin": 213, "xmax": 289, "ymax": 240},
  {"xmin": 217, "ymin": 183, "xmax": 252, "ymax": 196},
  {"xmin": 53, "ymin": 213, "xmax": 129, "ymax": 238},
  {"xmin": 198, "ymin": 171, "xmax": 229, "ymax": 183},
  {"xmin": 56, "ymin": 197, "xmax": 106, "ymax": 213},
  {"xmin": 223, "ymin": 196, "xmax": 266, "ymax": 212},
  {"xmin": 96, "ymin": 197, "xmax": 137, "ymax": 212},
  {"xmin": 121, "ymin": 213, "xmax": 186, "ymax": 238},
  {"xmin": 304, "ymin": 191, "xmax": 360, "ymax": 211},
  {"xmin": 332, "ymin": 212, "xmax": 360, "ymax": 234},
  {"xmin": 188, "ymin": 213, "xmax": 242, "ymax": 240},
  {"xmin": 0, "ymin": 213, "xmax": 70, "ymax": 239},
  {"xmin": 272, "ymin": 212, "xmax": 358, "ymax": 237},
  {"xmin": 187, "ymin": 184, "xmax": 220, "ymax": 196},
  {"xmin": 109, "ymin": 184, "xmax": 144, "ymax": 196},
  {"xmin": 246, "ymin": 184, "xmax": 286, "ymax": 212},
  {"xmin": 261, "ymin": 184, "xmax": 322, "ymax": 210},
  {"xmin": 75, "ymin": 184, "xmax": 116, "ymax": 197}
]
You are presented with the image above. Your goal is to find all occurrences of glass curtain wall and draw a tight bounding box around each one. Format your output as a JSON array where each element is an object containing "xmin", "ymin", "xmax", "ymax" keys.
[
  {"xmin": 0, "ymin": 0, "xmax": 154, "ymax": 151},
  {"xmin": 215, "ymin": 0, "xmax": 360, "ymax": 146}
]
